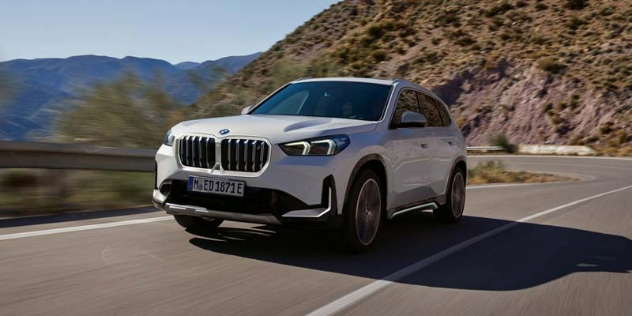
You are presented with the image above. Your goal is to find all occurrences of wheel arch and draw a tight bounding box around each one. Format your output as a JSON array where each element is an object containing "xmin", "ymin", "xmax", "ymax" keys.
[
  {"xmin": 436, "ymin": 156, "xmax": 467, "ymax": 206},
  {"xmin": 344, "ymin": 154, "xmax": 388, "ymax": 214},
  {"xmin": 453, "ymin": 156, "xmax": 467, "ymax": 182}
]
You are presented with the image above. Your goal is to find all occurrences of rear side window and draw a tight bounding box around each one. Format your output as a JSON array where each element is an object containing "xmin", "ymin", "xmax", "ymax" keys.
[
  {"xmin": 416, "ymin": 92, "xmax": 442, "ymax": 127},
  {"xmin": 434, "ymin": 100, "xmax": 451, "ymax": 126},
  {"xmin": 426, "ymin": 96, "xmax": 451, "ymax": 126},
  {"xmin": 391, "ymin": 89, "xmax": 422, "ymax": 126}
]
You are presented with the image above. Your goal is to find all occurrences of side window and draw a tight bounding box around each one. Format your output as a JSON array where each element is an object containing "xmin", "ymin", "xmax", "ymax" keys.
[
  {"xmin": 416, "ymin": 92, "xmax": 442, "ymax": 127},
  {"xmin": 434, "ymin": 100, "xmax": 452, "ymax": 126},
  {"xmin": 391, "ymin": 89, "xmax": 421, "ymax": 126}
]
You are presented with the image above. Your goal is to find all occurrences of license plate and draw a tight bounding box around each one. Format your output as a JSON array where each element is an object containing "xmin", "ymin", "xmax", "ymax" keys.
[{"xmin": 188, "ymin": 176, "xmax": 245, "ymax": 197}]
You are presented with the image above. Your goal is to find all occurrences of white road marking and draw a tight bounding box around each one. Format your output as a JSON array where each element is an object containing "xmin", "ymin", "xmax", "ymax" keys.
[
  {"xmin": 307, "ymin": 184, "xmax": 632, "ymax": 316},
  {"xmin": 473, "ymin": 154, "xmax": 632, "ymax": 161},
  {"xmin": 0, "ymin": 216, "xmax": 172, "ymax": 241},
  {"xmin": 468, "ymin": 183, "xmax": 557, "ymax": 190}
]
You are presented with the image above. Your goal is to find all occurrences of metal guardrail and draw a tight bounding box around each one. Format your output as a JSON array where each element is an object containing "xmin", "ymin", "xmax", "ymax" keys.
[
  {"xmin": 466, "ymin": 146, "xmax": 504, "ymax": 152},
  {"xmin": 0, "ymin": 141, "xmax": 156, "ymax": 172},
  {"xmin": 0, "ymin": 141, "xmax": 506, "ymax": 172}
]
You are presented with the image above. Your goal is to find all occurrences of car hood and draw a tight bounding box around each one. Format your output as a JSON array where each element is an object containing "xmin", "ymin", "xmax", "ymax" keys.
[{"xmin": 172, "ymin": 115, "xmax": 377, "ymax": 143}]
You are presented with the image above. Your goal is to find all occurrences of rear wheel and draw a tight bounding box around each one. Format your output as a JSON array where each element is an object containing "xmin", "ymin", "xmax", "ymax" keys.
[
  {"xmin": 173, "ymin": 215, "xmax": 223, "ymax": 231},
  {"xmin": 433, "ymin": 168, "xmax": 466, "ymax": 223},
  {"xmin": 343, "ymin": 169, "xmax": 383, "ymax": 253}
]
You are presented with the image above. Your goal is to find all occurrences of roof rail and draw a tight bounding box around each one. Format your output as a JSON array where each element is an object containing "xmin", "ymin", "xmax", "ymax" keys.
[{"xmin": 294, "ymin": 77, "xmax": 311, "ymax": 81}]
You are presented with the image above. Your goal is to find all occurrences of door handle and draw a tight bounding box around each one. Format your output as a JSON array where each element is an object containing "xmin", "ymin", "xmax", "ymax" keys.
[{"xmin": 420, "ymin": 143, "xmax": 429, "ymax": 149}]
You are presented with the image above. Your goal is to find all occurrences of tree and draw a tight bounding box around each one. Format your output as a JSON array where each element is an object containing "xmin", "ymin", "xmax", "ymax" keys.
[
  {"xmin": 0, "ymin": 71, "xmax": 18, "ymax": 114},
  {"xmin": 57, "ymin": 73, "xmax": 183, "ymax": 148}
]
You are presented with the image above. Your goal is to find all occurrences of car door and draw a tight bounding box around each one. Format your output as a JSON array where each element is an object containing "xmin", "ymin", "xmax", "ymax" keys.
[
  {"xmin": 417, "ymin": 92, "xmax": 459, "ymax": 196},
  {"xmin": 386, "ymin": 89, "xmax": 434, "ymax": 209}
]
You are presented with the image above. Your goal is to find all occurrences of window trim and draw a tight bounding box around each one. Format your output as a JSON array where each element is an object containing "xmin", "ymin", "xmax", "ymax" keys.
[
  {"xmin": 416, "ymin": 91, "xmax": 452, "ymax": 128},
  {"xmin": 416, "ymin": 91, "xmax": 443, "ymax": 128},
  {"xmin": 389, "ymin": 88, "xmax": 424, "ymax": 129}
]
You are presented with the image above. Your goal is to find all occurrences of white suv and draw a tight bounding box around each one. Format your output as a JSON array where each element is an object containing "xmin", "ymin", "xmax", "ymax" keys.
[{"xmin": 153, "ymin": 78, "xmax": 466, "ymax": 252}]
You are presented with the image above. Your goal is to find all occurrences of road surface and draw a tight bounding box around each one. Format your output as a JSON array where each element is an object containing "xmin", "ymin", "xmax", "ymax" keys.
[{"xmin": 0, "ymin": 156, "xmax": 631, "ymax": 315}]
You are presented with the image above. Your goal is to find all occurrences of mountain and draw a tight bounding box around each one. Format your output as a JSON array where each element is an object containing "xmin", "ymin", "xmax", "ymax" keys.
[
  {"xmin": 192, "ymin": 0, "xmax": 632, "ymax": 154},
  {"xmin": 0, "ymin": 52, "xmax": 261, "ymax": 140},
  {"xmin": 175, "ymin": 62, "xmax": 201, "ymax": 70}
]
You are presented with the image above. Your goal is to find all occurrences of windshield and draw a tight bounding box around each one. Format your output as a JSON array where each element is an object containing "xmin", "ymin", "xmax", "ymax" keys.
[{"xmin": 251, "ymin": 81, "xmax": 392, "ymax": 121}]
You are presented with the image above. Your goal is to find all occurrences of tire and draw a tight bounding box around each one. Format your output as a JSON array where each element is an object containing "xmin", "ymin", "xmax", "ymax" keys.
[
  {"xmin": 433, "ymin": 168, "xmax": 466, "ymax": 223},
  {"xmin": 342, "ymin": 169, "xmax": 383, "ymax": 253},
  {"xmin": 173, "ymin": 215, "xmax": 223, "ymax": 231}
]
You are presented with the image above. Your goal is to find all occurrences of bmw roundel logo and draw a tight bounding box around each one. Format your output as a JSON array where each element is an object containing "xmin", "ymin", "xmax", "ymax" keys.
[{"xmin": 219, "ymin": 128, "xmax": 230, "ymax": 135}]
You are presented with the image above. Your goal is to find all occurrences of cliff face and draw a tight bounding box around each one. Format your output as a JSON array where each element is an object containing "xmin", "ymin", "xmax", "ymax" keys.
[{"xmin": 193, "ymin": 0, "xmax": 632, "ymax": 151}]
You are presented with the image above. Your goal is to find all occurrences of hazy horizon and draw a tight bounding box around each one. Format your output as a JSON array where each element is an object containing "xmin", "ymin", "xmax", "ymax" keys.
[{"xmin": 0, "ymin": 0, "xmax": 339, "ymax": 64}]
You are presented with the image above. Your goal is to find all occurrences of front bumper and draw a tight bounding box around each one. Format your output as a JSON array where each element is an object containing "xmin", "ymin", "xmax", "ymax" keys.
[
  {"xmin": 153, "ymin": 143, "xmax": 346, "ymax": 227},
  {"xmin": 153, "ymin": 177, "xmax": 338, "ymax": 227},
  {"xmin": 154, "ymin": 184, "xmax": 335, "ymax": 226}
]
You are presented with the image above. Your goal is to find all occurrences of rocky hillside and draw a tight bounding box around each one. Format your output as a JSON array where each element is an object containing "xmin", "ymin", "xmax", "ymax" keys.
[{"xmin": 193, "ymin": 0, "xmax": 632, "ymax": 154}]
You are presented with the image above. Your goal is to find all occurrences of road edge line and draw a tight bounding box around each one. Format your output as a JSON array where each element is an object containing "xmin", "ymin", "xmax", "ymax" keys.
[{"xmin": 0, "ymin": 216, "xmax": 172, "ymax": 241}]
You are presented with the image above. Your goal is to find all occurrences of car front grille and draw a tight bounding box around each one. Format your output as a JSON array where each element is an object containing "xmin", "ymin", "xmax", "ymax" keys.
[
  {"xmin": 178, "ymin": 136, "xmax": 269, "ymax": 172},
  {"xmin": 178, "ymin": 136, "xmax": 216, "ymax": 168},
  {"xmin": 221, "ymin": 139, "xmax": 269, "ymax": 172}
]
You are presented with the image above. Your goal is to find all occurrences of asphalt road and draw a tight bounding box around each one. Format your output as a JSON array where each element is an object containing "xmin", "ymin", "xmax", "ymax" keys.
[{"xmin": 1, "ymin": 156, "xmax": 631, "ymax": 316}]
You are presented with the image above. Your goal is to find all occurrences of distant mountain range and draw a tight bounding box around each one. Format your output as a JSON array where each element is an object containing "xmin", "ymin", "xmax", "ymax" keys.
[{"xmin": 0, "ymin": 52, "xmax": 261, "ymax": 140}]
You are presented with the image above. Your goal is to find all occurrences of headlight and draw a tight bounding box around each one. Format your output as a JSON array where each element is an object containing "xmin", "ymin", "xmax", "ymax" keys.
[
  {"xmin": 280, "ymin": 135, "xmax": 350, "ymax": 156},
  {"xmin": 163, "ymin": 129, "xmax": 175, "ymax": 146}
]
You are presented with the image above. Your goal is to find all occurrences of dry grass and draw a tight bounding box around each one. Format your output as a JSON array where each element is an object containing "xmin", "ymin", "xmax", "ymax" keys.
[
  {"xmin": 467, "ymin": 161, "xmax": 577, "ymax": 185},
  {"xmin": 0, "ymin": 169, "xmax": 152, "ymax": 216}
]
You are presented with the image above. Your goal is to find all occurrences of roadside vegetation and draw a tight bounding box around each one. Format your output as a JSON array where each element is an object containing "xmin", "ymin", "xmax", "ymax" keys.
[
  {"xmin": 56, "ymin": 73, "xmax": 183, "ymax": 148},
  {"xmin": 0, "ymin": 169, "xmax": 153, "ymax": 216},
  {"xmin": 489, "ymin": 133, "xmax": 516, "ymax": 153},
  {"xmin": 0, "ymin": 161, "xmax": 576, "ymax": 216},
  {"xmin": 0, "ymin": 70, "xmax": 18, "ymax": 114},
  {"xmin": 467, "ymin": 160, "xmax": 577, "ymax": 185}
]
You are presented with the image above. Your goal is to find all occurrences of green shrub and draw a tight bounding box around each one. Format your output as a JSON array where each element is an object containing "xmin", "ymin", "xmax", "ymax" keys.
[
  {"xmin": 543, "ymin": 102, "xmax": 553, "ymax": 113},
  {"xmin": 486, "ymin": 2, "xmax": 514, "ymax": 17},
  {"xmin": 563, "ymin": 0, "xmax": 589, "ymax": 10},
  {"xmin": 600, "ymin": 122, "xmax": 614, "ymax": 135},
  {"xmin": 490, "ymin": 133, "xmax": 516, "ymax": 153},
  {"xmin": 556, "ymin": 101, "xmax": 567, "ymax": 111},
  {"xmin": 600, "ymin": 6, "xmax": 614, "ymax": 16},
  {"xmin": 455, "ymin": 36, "xmax": 477, "ymax": 46},
  {"xmin": 566, "ymin": 17, "xmax": 586, "ymax": 30},
  {"xmin": 371, "ymin": 49, "xmax": 387, "ymax": 62},
  {"xmin": 367, "ymin": 24, "xmax": 385, "ymax": 38},
  {"xmin": 537, "ymin": 58, "xmax": 567, "ymax": 74}
]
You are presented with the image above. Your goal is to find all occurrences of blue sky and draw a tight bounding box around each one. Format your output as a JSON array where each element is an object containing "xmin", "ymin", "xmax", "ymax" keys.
[{"xmin": 0, "ymin": 0, "xmax": 340, "ymax": 63}]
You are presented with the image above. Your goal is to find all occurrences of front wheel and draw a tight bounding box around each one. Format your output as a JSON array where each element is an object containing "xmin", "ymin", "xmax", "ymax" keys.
[
  {"xmin": 433, "ymin": 168, "xmax": 466, "ymax": 223},
  {"xmin": 173, "ymin": 215, "xmax": 223, "ymax": 231},
  {"xmin": 342, "ymin": 169, "xmax": 383, "ymax": 253}
]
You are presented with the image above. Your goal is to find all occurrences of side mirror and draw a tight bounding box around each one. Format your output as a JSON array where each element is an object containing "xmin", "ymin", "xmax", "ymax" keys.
[
  {"xmin": 398, "ymin": 111, "xmax": 427, "ymax": 128},
  {"xmin": 241, "ymin": 105, "xmax": 253, "ymax": 115}
]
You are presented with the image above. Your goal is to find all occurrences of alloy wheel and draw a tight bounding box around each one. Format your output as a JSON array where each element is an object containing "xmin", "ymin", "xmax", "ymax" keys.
[
  {"xmin": 355, "ymin": 178, "xmax": 382, "ymax": 246},
  {"xmin": 451, "ymin": 172, "xmax": 465, "ymax": 218}
]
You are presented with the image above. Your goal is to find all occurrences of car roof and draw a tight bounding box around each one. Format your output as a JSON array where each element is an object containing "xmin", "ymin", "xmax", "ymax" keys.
[
  {"xmin": 295, "ymin": 77, "xmax": 394, "ymax": 85},
  {"xmin": 293, "ymin": 77, "xmax": 439, "ymax": 102}
]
